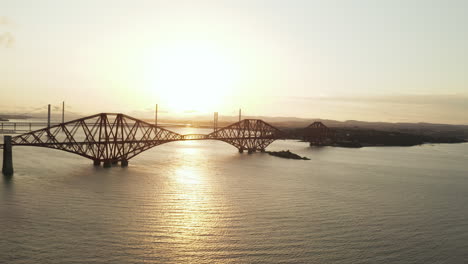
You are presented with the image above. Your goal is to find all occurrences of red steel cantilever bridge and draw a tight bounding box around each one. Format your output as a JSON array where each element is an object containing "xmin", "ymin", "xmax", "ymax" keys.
[{"xmin": 4, "ymin": 113, "xmax": 284, "ymax": 167}]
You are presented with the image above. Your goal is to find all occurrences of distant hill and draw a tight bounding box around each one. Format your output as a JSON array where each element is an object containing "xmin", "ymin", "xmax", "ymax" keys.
[
  {"xmin": 0, "ymin": 114, "xmax": 31, "ymax": 120},
  {"xmin": 265, "ymin": 117, "xmax": 468, "ymax": 140},
  {"xmin": 152, "ymin": 115, "xmax": 468, "ymax": 140},
  {"xmin": 2, "ymin": 112, "xmax": 467, "ymax": 140}
]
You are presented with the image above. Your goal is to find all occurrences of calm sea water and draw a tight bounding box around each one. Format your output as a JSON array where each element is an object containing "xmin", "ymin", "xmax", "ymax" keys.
[{"xmin": 1, "ymin": 128, "xmax": 468, "ymax": 263}]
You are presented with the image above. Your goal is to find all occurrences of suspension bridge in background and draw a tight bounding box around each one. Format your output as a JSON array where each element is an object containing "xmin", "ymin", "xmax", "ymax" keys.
[{"xmin": 1, "ymin": 111, "xmax": 334, "ymax": 175}]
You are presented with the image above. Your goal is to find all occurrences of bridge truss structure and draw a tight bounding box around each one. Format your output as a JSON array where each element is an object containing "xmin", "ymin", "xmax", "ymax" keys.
[
  {"xmin": 0, "ymin": 113, "xmax": 335, "ymax": 170},
  {"xmin": 304, "ymin": 121, "xmax": 335, "ymax": 146},
  {"xmin": 7, "ymin": 113, "xmax": 284, "ymax": 166}
]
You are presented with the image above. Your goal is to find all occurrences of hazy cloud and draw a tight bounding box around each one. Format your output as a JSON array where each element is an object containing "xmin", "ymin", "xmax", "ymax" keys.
[
  {"xmin": 0, "ymin": 16, "xmax": 14, "ymax": 47},
  {"xmin": 0, "ymin": 16, "xmax": 8, "ymax": 25},
  {"xmin": 274, "ymin": 94, "xmax": 468, "ymax": 124},
  {"xmin": 288, "ymin": 94, "xmax": 468, "ymax": 108},
  {"xmin": 0, "ymin": 32, "xmax": 14, "ymax": 47}
]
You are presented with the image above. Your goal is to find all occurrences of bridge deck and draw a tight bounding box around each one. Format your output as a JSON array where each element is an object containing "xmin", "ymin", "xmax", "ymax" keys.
[
  {"xmin": 1, "ymin": 113, "xmax": 333, "ymax": 165},
  {"xmin": 0, "ymin": 114, "xmax": 287, "ymax": 162}
]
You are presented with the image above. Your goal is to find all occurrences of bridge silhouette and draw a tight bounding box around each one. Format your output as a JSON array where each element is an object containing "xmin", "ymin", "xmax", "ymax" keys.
[
  {"xmin": 304, "ymin": 121, "xmax": 335, "ymax": 146},
  {"xmin": 2, "ymin": 113, "xmax": 332, "ymax": 174}
]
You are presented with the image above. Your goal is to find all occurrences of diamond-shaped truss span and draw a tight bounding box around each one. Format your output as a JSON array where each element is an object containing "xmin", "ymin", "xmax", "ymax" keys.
[
  {"xmin": 8, "ymin": 114, "xmax": 285, "ymax": 164},
  {"xmin": 304, "ymin": 122, "xmax": 334, "ymax": 145},
  {"xmin": 10, "ymin": 113, "xmax": 182, "ymax": 162},
  {"xmin": 208, "ymin": 119, "xmax": 284, "ymax": 152}
]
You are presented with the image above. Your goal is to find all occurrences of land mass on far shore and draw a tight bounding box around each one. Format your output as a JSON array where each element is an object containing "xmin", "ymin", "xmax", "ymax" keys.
[
  {"xmin": 321, "ymin": 128, "xmax": 464, "ymax": 148},
  {"xmin": 143, "ymin": 115, "xmax": 468, "ymax": 143},
  {"xmin": 285, "ymin": 126, "xmax": 466, "ymax": 148},
  {"xmin": 173, "ymin": 115, "xmax": 467, "ymax": 148},
  {"xmin": 0, "ymin": 114, "xmax": 31, "ymax": 120}
]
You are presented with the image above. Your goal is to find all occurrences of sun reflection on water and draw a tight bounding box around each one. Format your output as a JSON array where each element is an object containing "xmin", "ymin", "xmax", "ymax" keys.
[
  {"xmin": 174, "ymin": 166, "xmax": 202, "ymax": 186},
  {"xmin": 160, "ymin": 143, "xmax": 224, "ymax": 259}
]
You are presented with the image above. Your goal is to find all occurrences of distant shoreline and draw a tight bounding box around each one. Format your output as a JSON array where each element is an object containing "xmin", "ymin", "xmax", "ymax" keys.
[{"xmin": 302, "ymin": 140, "xmax": 467, "ymax": 148}]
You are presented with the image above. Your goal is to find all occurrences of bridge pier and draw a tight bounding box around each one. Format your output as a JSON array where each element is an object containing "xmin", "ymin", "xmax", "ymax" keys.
[
  {"xmin": 238, "ymin": 148, "xmax": 244, "ymax": 153},
  {"xmin": 121, "ymin": 160, "xmax": 128, "ymax": 167},
  {"xmin": 103, "ymin": 160, "xmax": 112, "ymax": 168},
  {"xmin": 93, "ymin": 160, "xmax": 101, "ymax": 166},
  {"xmin": 2, "ymin": 136, "xmax": 13, "ymax": 176},
  {"xmin": 111, "ymin": 160, "xmax": 118, "ymax": 165},
  {"xmin": 247, "ymin": 149, "xmax": 254, "ymax": 154}
]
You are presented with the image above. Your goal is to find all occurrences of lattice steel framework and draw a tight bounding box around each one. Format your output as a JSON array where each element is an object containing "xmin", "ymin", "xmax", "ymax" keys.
[
  {"xmin": 10, "ymin": 113, "xmax": 183, "ymax": 163},
  {"xmin": 209, "ymin": 119, "xmax": 283, "ymax": 153},
  {"xmin": 8, "ymin": 114, "xmax": 285, "ymax": 164},
  {"xmin": 304, "ymin": 121, "xmax": 334, "ymax": 145}
]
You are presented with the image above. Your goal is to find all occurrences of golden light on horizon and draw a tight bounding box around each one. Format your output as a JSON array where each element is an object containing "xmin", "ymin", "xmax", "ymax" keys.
[{"xmin": 143, "ymin": 42, "xmax": 240, "ymax": 114}]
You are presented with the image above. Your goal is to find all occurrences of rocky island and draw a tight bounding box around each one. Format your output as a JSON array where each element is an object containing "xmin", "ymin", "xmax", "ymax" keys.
[{"xmin": 266, "ymin": 150, "xmax": 310, "ymax": 160}]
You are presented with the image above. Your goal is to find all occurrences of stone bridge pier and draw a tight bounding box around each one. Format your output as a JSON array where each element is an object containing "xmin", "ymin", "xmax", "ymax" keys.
[{"xmin": 2, "ymin": 135, "xmax": 14, "ymax": 176}]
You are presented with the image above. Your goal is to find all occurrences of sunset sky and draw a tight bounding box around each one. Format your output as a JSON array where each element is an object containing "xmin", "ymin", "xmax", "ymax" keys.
[{"xmin": 1, "ymin": 0, "xmax": 467, "ymax": 124}]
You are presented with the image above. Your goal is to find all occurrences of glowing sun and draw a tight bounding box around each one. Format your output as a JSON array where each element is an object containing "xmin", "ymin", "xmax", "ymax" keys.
[{"xmin": 143, "ymin": 42, "xmax": 239, "ymax": 113}]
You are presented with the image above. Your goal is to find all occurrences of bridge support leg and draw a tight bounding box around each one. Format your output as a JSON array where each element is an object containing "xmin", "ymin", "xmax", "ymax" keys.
[
  {"xmin": 111, "ymin": 160, "xmax": 118, "ymax": 165},
  {"xmin": 2, "ymin": 136, "xmax": 13, "ymax": 176},
  {"xmin": 247, "ymin": 149, "xmax": 254, "ymax": 154},
  {"xmin": 238, "ymin": 148, "xmax": 244, "ymax": 153},
  {"xmin": 121, "ymin": 160, "xmax": 128, "ymax": 167},
  {"xmin": 103, "ymin": 160, "xmax": 111, "ymax": 168},
  {"xmin": 260, "ymin": 148, "xmax": 265, "ymax": 153},
  {"xmin": 93, "ymin": 160, "xmax": 101, "ymax": 166}
]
